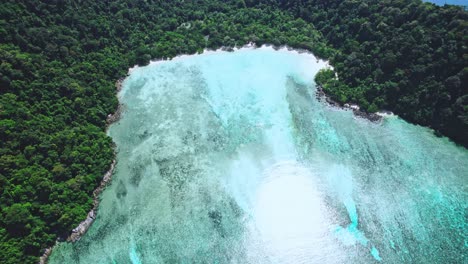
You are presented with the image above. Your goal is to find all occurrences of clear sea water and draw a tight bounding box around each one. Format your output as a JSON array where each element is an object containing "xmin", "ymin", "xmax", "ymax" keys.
[{"xmin": 49, "ymin": 47, "xmax": 467, "ymax": 263}]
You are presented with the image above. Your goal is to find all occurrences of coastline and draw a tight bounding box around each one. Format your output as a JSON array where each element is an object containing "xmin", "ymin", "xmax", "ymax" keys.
[
  {"xmin": 38, "ymin": 78, "xmax": 125, "ymax": 264},
  {"xmin": 127, "ymin": 43, "xmax": 332, "ymax": 74},
  {"xmin": 315, "ymin": 84, "xmax": 387, "ymax": 123},
  {"xmin": 38, "ymin": 44, "xmax": 394, "ymax": 264}
]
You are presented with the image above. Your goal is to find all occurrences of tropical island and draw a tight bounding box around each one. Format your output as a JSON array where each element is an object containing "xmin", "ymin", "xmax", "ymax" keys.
[{"xmin": 0, "ymin": 0, "xmax": 466, "ymax": 263}]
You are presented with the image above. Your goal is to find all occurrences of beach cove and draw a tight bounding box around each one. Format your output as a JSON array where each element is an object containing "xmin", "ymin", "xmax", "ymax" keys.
[{"xmin": 48, "ymin": 46, "xmax": 468, "ymax": 263}]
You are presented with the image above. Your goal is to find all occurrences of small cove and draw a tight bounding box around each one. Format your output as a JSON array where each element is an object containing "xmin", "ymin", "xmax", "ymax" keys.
[{"xmin": 49, "ymin": 46, "xmax": 468, "ymax": 264}]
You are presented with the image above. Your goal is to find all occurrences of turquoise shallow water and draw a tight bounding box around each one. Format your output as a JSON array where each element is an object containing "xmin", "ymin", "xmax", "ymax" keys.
[{"xmin": 49, "ymin": 47, "xmax": 467, "ymax": 263}]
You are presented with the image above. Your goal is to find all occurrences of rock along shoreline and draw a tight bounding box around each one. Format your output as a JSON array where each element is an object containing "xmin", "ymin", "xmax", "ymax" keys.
[
  {"xmin": 315, "ymin": 85, "xmax": 383, "ymax": 122},
  {"xmin": 38, "ymin": 78, "xmax": 126, "ymax": 264}
]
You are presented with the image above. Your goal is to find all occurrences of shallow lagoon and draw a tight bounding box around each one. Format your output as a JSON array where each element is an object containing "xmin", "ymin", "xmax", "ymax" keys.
[{"xmin": 49, "ymin": 47, "xmax": 467, "ymax": 263}]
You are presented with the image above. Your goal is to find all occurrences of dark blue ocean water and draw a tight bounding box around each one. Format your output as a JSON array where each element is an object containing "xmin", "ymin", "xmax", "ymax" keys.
[{"xmin": 424, "ymin": 0, "xmax": 467, "ymax": 6}]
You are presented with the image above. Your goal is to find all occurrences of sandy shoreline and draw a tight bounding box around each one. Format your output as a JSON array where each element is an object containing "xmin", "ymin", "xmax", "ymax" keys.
[
  {"xmin": 315, "ymin": 85, "xmax": 383, "ymax": 122},
  {"xmin": 38, "ymin": 44, "xmax": 395, "ymax": 264},
  {"xmin": 127, "ymin": 43, "xmax": 332, "ymax": 74},
  {"xmin": 126, "ymin": 43, "xmax": 394, "ymax": 122}
]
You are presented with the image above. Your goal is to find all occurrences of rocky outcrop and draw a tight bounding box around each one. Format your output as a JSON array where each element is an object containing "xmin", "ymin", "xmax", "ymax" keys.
[
  {"xmin": 106, "ymin": 78, "xmax": 125, "ymax": 124},
  {"xmin": 67, "ymin": 160, "xmax": 115, "ymax": 242},
  {"xmin": 38, "ymin": 247, "xmax": 53, "ymax": 264},
  {"xmin": 315, "ymin": 85, "xmax": 382, "ymax": 123}
]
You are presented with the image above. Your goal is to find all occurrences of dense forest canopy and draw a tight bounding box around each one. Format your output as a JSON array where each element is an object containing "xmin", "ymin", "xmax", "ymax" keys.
[
  {"xmin": 0, "ymin": 0, "xmax": 466, "ymax": 263},
  {"xmin": 260, "ymin": 0, "xmax": 468, "ymax": 146}
]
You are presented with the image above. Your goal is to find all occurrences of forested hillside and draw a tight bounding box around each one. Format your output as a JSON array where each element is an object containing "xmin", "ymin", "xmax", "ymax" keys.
[
  {"xmin": 0, "ymin": 1, "xmax": 331, "ymax": 263},
  {"xmin": 257, "ymin": 0, "xmax": 467, "ymax": 145},
  {"xmin": 0, "ymin": 0, "xmax": 466, "ymax": 263}
]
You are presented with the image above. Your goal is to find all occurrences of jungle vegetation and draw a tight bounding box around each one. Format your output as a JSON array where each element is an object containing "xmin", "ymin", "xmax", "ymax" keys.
[{"xmin": 0, "ymin": 0, "xmax": 466, "ymax": 263}]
